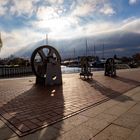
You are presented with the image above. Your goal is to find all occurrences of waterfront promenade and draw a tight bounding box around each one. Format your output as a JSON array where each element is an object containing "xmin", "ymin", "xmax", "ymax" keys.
[{"xmin": 0, "ymin": 68, "xmax": 140, "ymax": 140}]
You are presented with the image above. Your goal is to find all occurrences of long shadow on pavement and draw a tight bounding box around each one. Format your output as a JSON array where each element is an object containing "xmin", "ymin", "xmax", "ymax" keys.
[
  {"xmin": 1, "ymin": 74, "xmax": 139, "ymax": 139},
  {"xmin": 113, "ymin": 76, "xmax": 140, "ymax": 86},
  {"xmin": 0, "ymin": 84, "xmax": 64, "ymax": 139},
  {"xmin": 84, "ymin": 78, "xmax": 133, "ymax": 102}
]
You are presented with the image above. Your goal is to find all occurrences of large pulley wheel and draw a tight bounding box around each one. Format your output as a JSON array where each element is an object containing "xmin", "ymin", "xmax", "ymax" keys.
[{"xmin": 31, "ymin": 45, "xmax": 61, "ymax": 78}]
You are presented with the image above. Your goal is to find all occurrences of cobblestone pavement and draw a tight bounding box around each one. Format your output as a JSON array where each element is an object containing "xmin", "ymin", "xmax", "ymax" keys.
[{"xmin": 0, "ymin": 69, "xmax": 140, "ymax": 138}]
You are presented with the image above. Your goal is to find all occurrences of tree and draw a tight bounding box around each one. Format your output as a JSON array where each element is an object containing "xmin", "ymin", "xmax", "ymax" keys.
[
  {"xmin": 132, "ymin": 53, "xmax": 140, "ymax": 62},
  {"xmin": 121, "ymin": 56, "xmax": 131, "ymax": 63},
  {"xmin": 7, "ymin": 57, "xmax": 30, "ymax": 66}
]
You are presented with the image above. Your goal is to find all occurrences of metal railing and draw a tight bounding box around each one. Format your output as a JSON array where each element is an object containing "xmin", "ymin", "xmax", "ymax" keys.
[
  {"xmin": 116, "ymin": 64, "xmax": 131, "ymax": 69},
  {"xmin": 0, "ymin": 64, "xmax": 131, "ymax": 78},
  {"xmin": 0, "ymin": 66, "xmax": 33, "ymax": 78}
]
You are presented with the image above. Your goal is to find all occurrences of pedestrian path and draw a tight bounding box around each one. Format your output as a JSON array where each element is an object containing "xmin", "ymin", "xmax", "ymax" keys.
[{"xmin": 0, "ymin": 69, "xmax": 140, "ymax": 140}]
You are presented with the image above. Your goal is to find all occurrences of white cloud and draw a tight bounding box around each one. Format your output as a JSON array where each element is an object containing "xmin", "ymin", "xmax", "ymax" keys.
[
  {"xmin": 100, "ymin": 4, "xmax": 116, "ymax": 16},
  {"xmin": 70, "ymin": 0, "xmax": 115, "ymax": 17},
  {"xmin": 46, "ymin": 0, "xmax": 64, "ymax": 4},
  {"xmin": 129, "ymin": 0, "xmax": 138, "ymax": 5},
  {"xmin": 1, "ymin": 0, "xmax": 140, "ymax": 57},
  {"xmin": 121, "ymin": 19, "xmax": 140, "ymax": 33},
  {"xmin": 0, "ymin": 28, "xmax": 43, "ymax": 58},
  {"xmin": 33, "ymin": 0, "xmax": 115, "ymax": 38},
  {"xmin": 31, "ymin": 14, "xmax": 140, "ymax": 39},
  {"xmin": 0, "ymin": 0, "xmax": 9, "ymax": 16},
  {"xmin": 35, "ymin": 5, "xmax": 81, "ymax": 38},
  {"xmin": 1, "ymin": 17, "xmax": 140, "ymax": 57},
  {"xmin": 71, "ymin": 3, "xmax": 94, "ymax": 17},
  {"xmin": 122, "ymin": 17, "xmax": 136, "ymax": 24},
  {"xmin": 71, "ymin": 0, "xmax": 106, "ymax": 17},
  {"xmin": 9, "ymin": 0, "xmax": 36, "ymax": 17},
  {"xmin": 85, "ymin": 18, "xmax": 140, "ymax": 36},
  {"xmin": 0, "ymin": 0, "xmax": 9, "ymax": 5},
  {"xmin": 32, "ymin": 16, "xmax": 79, "ymax": 37},
  {"xmin": 0, "ymin": 0, "xmax": 40, "ymax": 17},
  {"xmin": 0, "ymin": 0, "xmax": 114, "ymax": 18},
  {"xmin": 37, "ymin": 6, "xmax": 60, "ymax": 20},
  {"xmin": 0, "ymin": 6, "xmax": 7, "ymax": 16}
]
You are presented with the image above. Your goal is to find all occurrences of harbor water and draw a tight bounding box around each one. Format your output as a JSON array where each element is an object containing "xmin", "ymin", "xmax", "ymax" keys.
[{"xmin": 61, "ymin": 66, "xmax": 104, "ymax": 74}]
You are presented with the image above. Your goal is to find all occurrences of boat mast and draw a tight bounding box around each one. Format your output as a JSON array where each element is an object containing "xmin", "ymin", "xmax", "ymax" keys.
[
  {"xmin": 0, "ymin": 32, "xmax": 2, "ymax": 51},
  {"xmin": 86, "ymin": 38, "xmax": 88, "ymax": 56},
  {"xmin": 102, "ymin": 43, "xmax": 104, "ymax": 59},
  {"xmin": 46, "ymin": 34, "xmax": 48, "ymax": 45}
]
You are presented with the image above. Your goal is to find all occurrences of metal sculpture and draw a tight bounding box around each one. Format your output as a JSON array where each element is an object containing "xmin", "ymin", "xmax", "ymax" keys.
[
  {"xmin": 104, "ymin": 58, "xmax": 116, "ymax": 77},
  {"xmin": 31, "ymin": 45, "xmax": 62, "ymax": 86},
  {"xmin": 80, "ymin": 56, "xmax": 93, "ymax": 79}
]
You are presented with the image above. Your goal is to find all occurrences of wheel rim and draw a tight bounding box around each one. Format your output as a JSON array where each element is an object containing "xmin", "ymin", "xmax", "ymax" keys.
[{"xmin": 31, "ymin": 45, "xmax": 61, "ymax": 78}]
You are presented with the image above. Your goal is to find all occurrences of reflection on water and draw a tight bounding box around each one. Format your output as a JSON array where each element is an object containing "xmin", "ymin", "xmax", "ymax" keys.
[{"xmin": 61, "ymin": 66, "xmax": 104, "ymax": 74}]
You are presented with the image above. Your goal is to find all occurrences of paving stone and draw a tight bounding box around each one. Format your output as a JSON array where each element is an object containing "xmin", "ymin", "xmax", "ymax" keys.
[
  {"xmin": 64, "ymin": 114, "xmax": 89, "ymax": 126},
  {"xmin": 131, "ymin": 92, "xmax": 140, "ymax": 101},
  {"xmin": 103, "ymin": 105, "xmax": 129, "ymax": 116},
  {"xmin": 0, "ymin": 126, "xmax": 17, "ymax": 140},
  {"xmin": 6, "ymin": 137, "xmax": 20, "ymax": 140},
  {"xmin": 55, "ymin": 123, "xmax": 99, "ymax": 140},
  {"xmin": 117, "ymin": 100, "xmax": 136, "ymax": 109},
  {"xmin": 113, "ymin": 112, "xmax": 140, "ymax": 130},
  {"xmin": 127, "ymin": 124, "xmax": 140, "ymax": 140},
  {"xmin": 127, "ymin": 103, "xmax": 140, "ymax": 115},
  {"xmin": 0, "ymin": 69, "xmax": 139, "ymax": 137},
  {"xmin": 92, "ymin": 132, "xmax": 125, "ymax": 140},
  {"xmin": 94, "ymin": 113, "xmax": 118, "ymax": 123},
  {"xmin": 92, "ymin": 124, "xmax": 132, "ymax": 140},
  {"xmin": 8, "ymin": 126, "xmax": 62, "ymax": 140},
  {"xmin": 82, "ymin": 117, "xmax": 110, "ymax": 131},
  {"xmin": 22, "ymin": 120, "xmax": 39, "ymax": 130},
  {"xmin": 113, "ymin": 94, "xmax": 133, "ymax": 103},
  {"xmin": 80, "ymin": 104, "xmax": 108, "ymax": 118},
  {"xmin": 52, "ymin": 121, "xmax": 73, "ymax": 132},
  {"xmin": 52, "ymin": 114, "xmax": 89, "ymax": 132},
  {"xmin": 0, "ymin": 120, "xmax": 6, "ymax": 128},
  {"xmin": 18, "ymin": 125, "xmax": 31, "ymax": 133},
  {"xmin": 101, "ymin": 100, "xmax": 119, "ymax": 109},
  {"xmin": 124, "ymin": 87, "xmax": 140, "ymax": 97}
]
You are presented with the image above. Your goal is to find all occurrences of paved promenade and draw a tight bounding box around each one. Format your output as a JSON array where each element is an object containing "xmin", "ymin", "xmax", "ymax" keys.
[{"xmin": 0, "ymin": 68, "xmax": 140, "ymax": 140}]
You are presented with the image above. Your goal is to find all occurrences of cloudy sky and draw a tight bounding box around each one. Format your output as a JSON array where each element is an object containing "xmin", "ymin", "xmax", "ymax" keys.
[{"xmin": 0, "ymin": 0, "xmax": 140, "ymax": 57}]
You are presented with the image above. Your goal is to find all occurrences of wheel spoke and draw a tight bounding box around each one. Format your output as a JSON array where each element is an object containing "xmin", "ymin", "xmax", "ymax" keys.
[
  {"xmin": 31, "ymin": 45, "xmax": 61, "ymax": 78},
  {"xmin": 48, "ymin": 48, "xmax": 54, "ymax": 56},
  {"xmin": 38, "ymin": 49, "xmax": 46, "ymax": 60}
]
